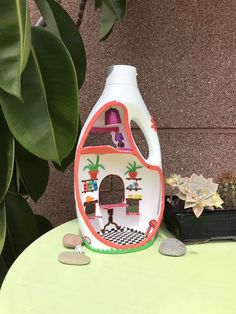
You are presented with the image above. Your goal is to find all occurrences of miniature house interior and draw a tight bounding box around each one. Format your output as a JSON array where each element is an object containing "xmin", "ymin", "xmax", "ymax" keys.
[{"xmin": 75, "ymin": 101, "xmax": 163, "ymax": 250}]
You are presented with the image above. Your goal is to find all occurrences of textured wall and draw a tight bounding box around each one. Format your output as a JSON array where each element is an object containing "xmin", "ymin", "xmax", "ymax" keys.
[{"xmin": 30, "ymin": 0, "xmax": 236, "ymax": 226}]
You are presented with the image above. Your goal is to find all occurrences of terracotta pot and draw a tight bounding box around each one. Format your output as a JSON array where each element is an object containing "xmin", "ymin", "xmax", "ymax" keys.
[
  {"xmin": 128, "ymin": 171, "xmax": 137, "ymax": 179},
  {"xmin": 89, "ymin": 170, "xmax": 99, "ymax": 180}
]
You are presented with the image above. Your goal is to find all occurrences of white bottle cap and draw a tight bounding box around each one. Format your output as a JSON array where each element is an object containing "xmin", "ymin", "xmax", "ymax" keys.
[{"xmin": 105, "ymin": 65, "xmax": 137, "ymax": 86}]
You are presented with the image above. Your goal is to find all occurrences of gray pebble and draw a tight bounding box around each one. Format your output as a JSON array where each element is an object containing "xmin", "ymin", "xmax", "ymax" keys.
[{"xmin": 159, "ymin": 238, "xmax": 186, "ymax": 257}]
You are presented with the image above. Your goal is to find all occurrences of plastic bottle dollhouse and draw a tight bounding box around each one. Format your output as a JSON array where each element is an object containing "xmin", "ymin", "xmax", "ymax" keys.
[{"xmin": 74, "ymin": 65, "xmax": 165, "ymax": 253}]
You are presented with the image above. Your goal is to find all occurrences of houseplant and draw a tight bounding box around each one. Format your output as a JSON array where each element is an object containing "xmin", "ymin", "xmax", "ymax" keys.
[
  {"xmin": 164, "ymin": 173, "xmax": 236, "ymax": 243},
  {"xmin": 0, "ymin": 0, "xmax": 127, "ymax": 284},
  {"xmin": 124, "ymin": 161, "xmax": 143, "ymax": 179},
  {"xmin": 83, "ymin": 155, "xmax": 105, "ymax": 179},
  {"xmin": 217, "ymin": 172, "xmax": 236, "ymax": 209}
]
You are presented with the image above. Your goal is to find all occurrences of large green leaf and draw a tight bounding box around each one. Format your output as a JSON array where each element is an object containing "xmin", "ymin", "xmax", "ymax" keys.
[
  {"xmin": 0, "ymin": 254, "xmax": 8, "ymax": 287},
  {"xmin": 35, "ymin": 215, "xmax": 52, "ymax": 236},
  {"xmin": 0, "ymin": 202, "xmax": 6, "ymax": 255},
  {"xmin": 100, "ymin": 1, "xmax": 116, "ymax": 41},
  {"xmin": 94, "ymin": 0, "xmax": 102, "ymax": 9},
  {"xmin": 103, "ymin": 0, "xmax": 127, "ymax": 20},
  {"xmin": 53, "ymin": 119, "xmax": 81, "ymax": 171},
  {"xmin": 15, "ymin": 142, "xmax": 49, "ymax": 202},
  {"xmin": 0, "ymin": 0, "xmax": 31, "ymax": 99},
  {"xmin": 35, "ymin": 0, "xmax": 86, "ymax": 89},
  {"xmin": 0, "ymin": 27, "xmax": 78, "ymax": 164},
  {"xmin": 1, "ymin": 225, "xmax": 17, "ymax": 269},
  {"xmin": 5, "ymin": 193, "xmax": 39, "ymax": 256},
  {"xmin": 0, "ymin": 111, "xmax": 15, "ymax": 204}
]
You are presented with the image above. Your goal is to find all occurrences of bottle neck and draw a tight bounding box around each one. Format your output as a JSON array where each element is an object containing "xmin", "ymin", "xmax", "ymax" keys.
[{"xmin": 105, "ymin": 65, "xmax": 138, "ymax": 86}]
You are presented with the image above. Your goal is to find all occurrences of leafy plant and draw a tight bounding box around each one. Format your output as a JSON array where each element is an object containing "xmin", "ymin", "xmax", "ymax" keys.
[
  {"xmin": 83, "ymin": 155, "xmax": 105, "ymax": 171},
  {"xmin": 0, "ymin": 0, "xmax": 127, "ymax": 284},
  {"xmin": 217, "ymin": 172, "xmax": 236, "ymax": 209},
  {"xmin": 124, "ymin": 161, "xmax": 142, "ymax": 175},
  {"xmin": 166, "ymin": 173, "xmax": 224, "ymax": 217}
]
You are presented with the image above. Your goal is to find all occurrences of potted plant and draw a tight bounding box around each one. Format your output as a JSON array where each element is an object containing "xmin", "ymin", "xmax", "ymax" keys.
[
  {"xmin": 83, "ymin": 155, "xmax": 105, "ymax": 180},
  {"xmin": 164, "ymin": 173, "xmax": 236, "ymax": 243},
  {"xmin": 124, "ymin": 161, "xmax": 143, "ymax": 178},
  {"xmin": 217, "ymin": 172, "xmax": 236, "ymax": 209},
  {"xmin": 0, "ymin": 0, "xmax": 127, "ymax": 284}
]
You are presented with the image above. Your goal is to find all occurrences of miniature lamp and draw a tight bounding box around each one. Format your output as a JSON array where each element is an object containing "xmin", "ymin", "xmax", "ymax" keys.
[{"xmin": 105, "ymin": 108, "xmax": 121, "ymax": 125}]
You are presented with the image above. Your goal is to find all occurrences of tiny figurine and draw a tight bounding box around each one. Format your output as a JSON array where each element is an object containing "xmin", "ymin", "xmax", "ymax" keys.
[{"xmin": 115, "ymin": 132, "xmax": 125, "ymax": 148}]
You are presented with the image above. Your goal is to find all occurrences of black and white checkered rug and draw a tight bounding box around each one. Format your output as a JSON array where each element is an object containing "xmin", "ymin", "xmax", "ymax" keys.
[{"xmin": 98, "ymin": 227, "xmax": 146, "ymax": 245}]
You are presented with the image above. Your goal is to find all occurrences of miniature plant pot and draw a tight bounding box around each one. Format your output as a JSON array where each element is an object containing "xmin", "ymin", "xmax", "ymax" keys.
[
  {"xmin": 164, "ymin": 196, "xmax": 236, "ymax": 243},
  {"xmin": 89, "ymin": 170, "xmax": 99, "ymax": 180},
  {"xmin": 128, "ymin": 172, "xmax": 137, "ymax": 179}
]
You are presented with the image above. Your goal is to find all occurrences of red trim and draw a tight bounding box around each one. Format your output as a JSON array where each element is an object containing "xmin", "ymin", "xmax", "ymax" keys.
[
  {"xmin": 74, "ymin": 100, "xmax": 165, "ymax": 250},
  {"xmin": 151, "ymin": 116, "xmax": 157, "ymax": 132},
  {"xmin": 81, "ymin": 146, "xmax": 133, "ymax": 155}
]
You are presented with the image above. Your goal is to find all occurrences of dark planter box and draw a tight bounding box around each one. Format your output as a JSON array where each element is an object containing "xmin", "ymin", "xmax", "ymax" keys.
[{"xmin": 164, "ymin": 196, "xmax": 236, "ymax": 243}]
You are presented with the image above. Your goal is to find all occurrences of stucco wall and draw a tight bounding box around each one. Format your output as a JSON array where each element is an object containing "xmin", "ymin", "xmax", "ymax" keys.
[{"xmin": 30, "ymin": 0, "xmax": 236, "ymax": 226}]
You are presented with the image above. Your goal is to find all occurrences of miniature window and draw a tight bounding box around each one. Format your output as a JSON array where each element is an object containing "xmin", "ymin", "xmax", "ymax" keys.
[{"xmin": 99, "ymin": 175, "xmax": 125, "ymax": 205}]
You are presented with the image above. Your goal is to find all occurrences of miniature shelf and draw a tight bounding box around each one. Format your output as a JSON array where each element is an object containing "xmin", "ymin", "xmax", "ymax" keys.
[
  {"xmin": 82, "ymin": 190, "xmax": 97, "ymax": 193},
  {"xmin": 83, "ymin": 200, "xmax": 98, "ymax": 205},
  {"xmin": 126, "ymin": 212, "xmax": 140, "ymax": 216},
  {"xmin": 81, "ymin": 146, "xmax": 133, "ymax": 155},
  {"xmin": 82, "ymin": 179, "xmax": 98, "ymax": 182},
  {"xmin": 90, "ymin": 127, "xmax": 119, "ymax": 134},
  {"xmin": 125, "ymin": 178, "xmax": 142, "ymax": 181},
  {"xmin": 126, "ymin": 197, "xmax": 142, "ymax": 201},
  {"xmin": 126, "ymin": 188, "xmax": 142, "ymax": 191}
]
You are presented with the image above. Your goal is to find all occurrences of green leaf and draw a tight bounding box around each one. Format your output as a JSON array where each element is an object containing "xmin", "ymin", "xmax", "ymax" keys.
[
  {"xmin": 53, "ymin": 120, "xmax": 81, "ymax": 171},
  {"xmin": 35, "ymin": 215, "xmax": 52, "ymax": 236},
  {"xmin": 0, "ymin": 27, "xmax": 78, "ymax": 164},
  {"xmin": 0, "ymin": 111, "xmax": 15, "ymax": 204},
  {"xmin": 0, "ymin": 0, "xmax": 31, "ymax": 99},
  {"xmin": 0, "ymin": 202, "xmax": 6, "ymax": 255},
  {"xmin": 103, "ymin": 0, "xmax": 127, "ymax": 20},
  {"xmin": 0, "ymin": 254, "xmax": 8, "ymax": 287},
  {"xmin": 94, "ymin": 0, "xmax": 103, "ymax": 9},
  {"xmin": 5, "ymin": 193, "xmax": 39, "ymax": 256},
  {"xmin": 100, "ymin": 1, "xmax": 116, "ymax": 41},
  {"xmin": 87, "ymin": 158, "xmax": 95, "ymax": 167},
  {"xmin": 1, "ymin": 224, "xmax": 17, "ymax": 269},
  {"xmin": 35, "ymin": 0, "xmax": 86, "ymax": 89},
  {"xmin": 15, "ymin": 142, "xmax": 49, "ymax": 202},
  {"xmin": 98, "ymin": 164, "xmax": 105, "ymax": 170}
]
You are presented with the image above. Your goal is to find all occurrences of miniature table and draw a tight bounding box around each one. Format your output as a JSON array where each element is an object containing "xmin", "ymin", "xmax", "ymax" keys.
[
  {"xmin": 0, "ymin": 219, "xmax": 236, "ymax": 314},
  {"xmin": 100, "ymin": 203, "xmax": 127, "ymax": 231}
]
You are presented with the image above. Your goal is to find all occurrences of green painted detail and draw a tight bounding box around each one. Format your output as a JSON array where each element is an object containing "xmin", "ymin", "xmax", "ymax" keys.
[
  {"xmin": 84, "ymin": 236, "xmax": 156, "ymax": 254},
  {"xmin": 83, "ymin": 155, "xmax": 105, "ymax": 171},
  {"xmin": 124, "ymin": 161, "xmax": 142, "ymax": 175}
]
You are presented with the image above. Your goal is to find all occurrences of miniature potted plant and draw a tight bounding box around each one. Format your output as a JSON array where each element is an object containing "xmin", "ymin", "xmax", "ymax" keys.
[
  {"xmin": 124, "ymin": 161, "xmax": 142, "ymax": 178},
  {"xmin": 83, "ymin": 155, "xmax": 105, "ymax": 180},
  {"xmin": 164, "ymin": 173, "xmax": 236, "ymax": 243}
]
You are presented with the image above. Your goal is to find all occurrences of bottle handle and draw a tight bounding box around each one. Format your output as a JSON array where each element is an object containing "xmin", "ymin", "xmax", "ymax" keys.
[{"xmin": 129, "ymin": 113, "xmax": 162, "ymax": 168}]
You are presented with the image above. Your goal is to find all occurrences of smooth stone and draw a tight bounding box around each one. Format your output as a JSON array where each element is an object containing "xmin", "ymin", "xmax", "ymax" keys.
[
  {"xmin": 58, "ymin": 251, "xmax": 90, "ymax": 265},
  {"xmin": 62, "ymin": 233, "xmax": 83, "ymax": 248},
  {"xmin": 159, "ymin": 238, "xmax": 186, "ymax": 257}
]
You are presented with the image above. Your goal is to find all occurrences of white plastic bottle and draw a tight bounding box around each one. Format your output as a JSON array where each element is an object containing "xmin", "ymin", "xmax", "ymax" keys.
[{"xmin": 74, "ymin": 65, "xmax": 165, "ymax": 253}]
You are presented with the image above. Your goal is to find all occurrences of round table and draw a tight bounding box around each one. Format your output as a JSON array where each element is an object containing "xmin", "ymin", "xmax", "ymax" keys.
[{"xmin": 0, "ymin": 219, "xmax": 235, "ymax": 314}]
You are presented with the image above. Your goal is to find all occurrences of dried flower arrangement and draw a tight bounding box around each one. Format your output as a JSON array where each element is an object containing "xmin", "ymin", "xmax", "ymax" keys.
[{"xmin": 166, "ymin": 173, "xmax": 224, "ymax": 218}]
